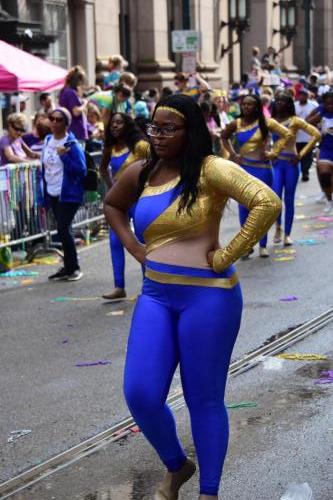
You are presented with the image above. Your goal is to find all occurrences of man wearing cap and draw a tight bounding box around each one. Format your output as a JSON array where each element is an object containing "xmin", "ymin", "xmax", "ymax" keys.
[{"xmin": 295, "ymin": 88, "xmax": 318, "ymax": 181}]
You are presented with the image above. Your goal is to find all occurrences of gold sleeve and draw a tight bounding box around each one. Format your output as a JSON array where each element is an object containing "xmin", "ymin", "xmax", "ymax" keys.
[
  {"xmin": 267, "ymin": 118, "xmax": 293, "ymax": 157},
  {"xmin": 292, "ymin": 117, "xmax": 321, "ymax": 158},
  {"xmin": 133, "ymin": 140, "xmax": 150, "ymax": 160},
  {"xmin": 113, "ymin": 141, "xmax": 150, "ymax": 180},
  {"xmin": 204, "ymin": 157, "xmax": 282, "ymax": 272}
]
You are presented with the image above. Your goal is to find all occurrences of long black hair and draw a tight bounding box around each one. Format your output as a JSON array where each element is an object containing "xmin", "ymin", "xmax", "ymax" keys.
[
  {"xmin": 104, "ymin": 112, "xmax": 144, "ymax": 151},
  {"xmin": 271, "ymin": 92, "xmax": 295, "ymax": 118},
  {"xmin": 138, "ymin": 94, "xmax": 213, "ymax": 213},
  {"xmin": 239, "ymin": 94, "xmax": 269, "ymax": 140}
]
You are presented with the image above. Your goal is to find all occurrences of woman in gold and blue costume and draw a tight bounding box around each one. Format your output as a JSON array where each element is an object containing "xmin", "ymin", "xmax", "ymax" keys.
[
  {"xmin": 271, "ymin": 92, "xmax": 320, "ymax": 245},
  {"xmin": 100, "ymin": 112, "xmax": 149, "ymax": 300},
  {"xmin": 104, "ymin": 95, "xmax": 281, "ymax": 500},
  {"xmin": 222, "ymin": 94, "xmax": 291, "ymax": 257}
]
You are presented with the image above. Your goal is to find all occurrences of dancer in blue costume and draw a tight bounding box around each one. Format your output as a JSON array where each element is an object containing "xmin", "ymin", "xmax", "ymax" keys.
[
  {"xmin": 104, "ymin": 95, "xmax": 281, "ymax": 499},
  {"xmin": 100, "ymin": 112, "xmax": 149, "ymax": 300},
  {"xmin": 271, "ymin": 93, "xmax": 320, "ymax": 245},
  {"xmin": 307, "ymin": 91, "xmax": 333, "ymax": 214},
  {"xmin": 222, "ymin": 94, "xmax": 291, "ymax": 257}
]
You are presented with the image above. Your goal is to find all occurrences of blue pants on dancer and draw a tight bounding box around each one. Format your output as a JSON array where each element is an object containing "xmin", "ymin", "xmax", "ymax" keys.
[
  {"xmin": 124, "ymin": 260, "xmax": 243, "ymax": 496},
  {"xmin": 272, "ymin": 152, "xmax": 300, "ymax": 236},
  {"xmin": 109, "ymin": 206, "xmax": 135, "ymax": 289},
  {"xmin": 238, "ymin": 158, "xmax": 273, "ymax": 248}
]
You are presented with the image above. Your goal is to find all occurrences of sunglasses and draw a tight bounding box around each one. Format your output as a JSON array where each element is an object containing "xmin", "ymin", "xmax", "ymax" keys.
[
  {"xmin": 12, "ymin": 125, "xmax": 25, "ymax": 133},
  {"xmin": 49, "ymin": 116, "xmax": 64, "ymax": 123}
]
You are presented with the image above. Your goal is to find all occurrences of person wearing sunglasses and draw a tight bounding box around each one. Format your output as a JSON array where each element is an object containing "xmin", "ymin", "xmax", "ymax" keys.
[
  {"xmin": 0, "ymin": 113, "xmax": 40, "ymax": 165},
  {"xmin": 104, "ymin": 94, "xmax": 281, "ymax": 500},
  {"xmin": 42, "ymin": 107, "xmax": 86, "ymax": 281},
  {"xmin": 100, "ymin": 112, "xmax": 149, "ymax": 300}
]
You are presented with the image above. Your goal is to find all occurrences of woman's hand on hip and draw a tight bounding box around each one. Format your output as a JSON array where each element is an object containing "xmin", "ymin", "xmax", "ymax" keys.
[
  {"xmin": 131, "ymin": 243, "xmax": 147, "ymax": 264},
  {"xmin": 207, "ymin": 250, "xmax": 215, "ymax": 267}
]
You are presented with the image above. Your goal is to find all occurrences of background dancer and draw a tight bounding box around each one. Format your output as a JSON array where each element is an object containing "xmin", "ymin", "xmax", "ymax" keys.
[
  {"xmin": 271, "ymin": 92, "xmax": 320, "ymax": 245},
  {"xmin": 104, "ymin": 95, "xmax": 281, "ymax": 500},
  {"xmin": 222, "ymin": 94, "xmax": 291, "ymax": 257},
  {"xmin": 307, "ymin": 91, "xmax": 333, "ymax": 214},
  {"xmin": 100, "ymin": 112, "xmax": 149, "ymax": 300}
]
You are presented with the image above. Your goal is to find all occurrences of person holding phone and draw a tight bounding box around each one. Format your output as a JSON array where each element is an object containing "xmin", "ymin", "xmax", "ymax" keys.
[{"xmin": 42, "ymin": 107, "xmax": 86, "ymax": 281}]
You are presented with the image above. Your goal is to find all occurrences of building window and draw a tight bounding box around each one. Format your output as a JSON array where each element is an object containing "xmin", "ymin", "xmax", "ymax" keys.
[
  {"xmin": 19, "ymin": 0, "xmax": 43, "ymax": 21},
  {"xmin": 44, "ymin": 1, "xmax": 68, "ymax": 68}
]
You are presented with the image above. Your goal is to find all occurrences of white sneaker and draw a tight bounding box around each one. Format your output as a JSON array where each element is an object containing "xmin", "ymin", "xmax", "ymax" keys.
[
  {"xmin": 315, "ymin": 192, "xmax": 326, "ymax": 204},
  {"xmin": 66, "ymin": 270, "xmax": 83, "ymax": 281},
  {"xmin": 323, "ymin": 200, "xmax": 333, "ymax": 214}
]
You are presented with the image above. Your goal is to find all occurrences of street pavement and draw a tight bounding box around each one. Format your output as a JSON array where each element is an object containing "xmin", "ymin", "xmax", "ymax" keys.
[
  {"xmin": 9, "ymin": 324, "xmax": 332, "ymax": 500},
  {"xmin": 0, "ymin": 169, "xmax": 332, "ymax": 498}
]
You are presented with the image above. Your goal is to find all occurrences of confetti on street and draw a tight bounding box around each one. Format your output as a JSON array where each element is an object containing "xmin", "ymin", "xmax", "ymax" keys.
[
  {"xmin": 279, "ymin": 296, "xmax": 298, "ymax": 302},
  {"xmin": 75, "ymin": 360, "xmax": 112, "ymax": 367},
  {"xmin": 276, "ymin": 353, "xmax": 328, "ymax": 361}
]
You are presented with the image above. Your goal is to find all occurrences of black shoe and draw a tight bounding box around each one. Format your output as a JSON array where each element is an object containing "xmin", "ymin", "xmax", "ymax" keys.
[
  {"xmin": 48, "ymin": 267, "xmax": 68, "ymax": 281},
  {"xmin": 302, "ymin": 175, "xmax": 309, "ymax": 182},
  {"xmin": 66, "ymin": 269, "xmax": 83, "ymax": 281}
]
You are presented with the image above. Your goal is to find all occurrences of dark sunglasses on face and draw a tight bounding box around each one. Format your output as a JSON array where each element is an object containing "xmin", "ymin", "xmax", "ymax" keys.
[
  {"xmin": 12, "ymin": 125, "xmax": 25, "ymax": 133},
  {"xmin": 49, "ymin": 115, "xmax": 64, "ymax": 123}
]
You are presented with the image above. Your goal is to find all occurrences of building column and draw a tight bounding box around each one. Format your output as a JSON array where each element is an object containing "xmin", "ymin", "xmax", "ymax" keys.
[
  {"xmin": 192, "ymin": 0, "xmax": 220, "ymax": 85},
  {"xmin": 94, "ymin": 0, "xmax": 121, "ymax": 62},
  {"xmin": 69, "ymin": 0, "xmax": 96, "ymax": 85},
  {"xmin": 136, "ymin": 0, "xmax": 175, "ymax": 89},
  {"xmin": 242, "ymin": 0, "xmax": 296, "ymax": 73},
  {"xmin": 313, "ymin": 0, "xmax": 333, "ymax": 67}
]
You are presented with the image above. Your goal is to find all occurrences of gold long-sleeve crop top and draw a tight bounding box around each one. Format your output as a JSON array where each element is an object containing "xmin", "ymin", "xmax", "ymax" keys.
[
  {"xmin": 235, "ymin": 117, "xmax": 292, "ymax": 158},
  {"xmin": 280, "ymin": 116, "xmax": 321, "ymax": 158},
  {"xmin": 113, "ymin": 140, "xmax": 150, "ymax": 180},
  {"xmin": 138, "ymin": 156, "xmax": 281, "ymax": 272}
]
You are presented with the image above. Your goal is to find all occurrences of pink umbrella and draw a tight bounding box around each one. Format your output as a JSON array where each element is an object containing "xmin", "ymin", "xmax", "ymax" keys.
[{"xmin": 0, "ymin": 41, "xmax": 67, "ymax": 92}]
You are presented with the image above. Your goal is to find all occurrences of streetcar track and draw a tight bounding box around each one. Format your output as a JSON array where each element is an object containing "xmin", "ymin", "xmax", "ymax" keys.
[{"xmin": 1, "ymin": 307, "xmax": 332, "ymax": 499}]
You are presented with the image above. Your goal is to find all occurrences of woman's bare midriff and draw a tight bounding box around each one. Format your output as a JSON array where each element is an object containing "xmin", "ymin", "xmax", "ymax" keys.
[
  {"xmin": 242, "ymin": 150, "xmax": 267, "ymax": 161},
  {"xmin": 146, "ymin": 228, "xmax": 219, "ymax": 269}
]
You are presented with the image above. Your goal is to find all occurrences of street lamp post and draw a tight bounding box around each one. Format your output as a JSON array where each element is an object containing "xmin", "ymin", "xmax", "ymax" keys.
[
  {"xmin": 302, "ymin": 0, "xmax": 315, "ymax": 75},
  {"xmin": 273, "ymin": 0, "xmax": 297, "ymax": 52},
  {"xmin": 220, "ymin": 0, "xmax": 250, "ymax": 75}
]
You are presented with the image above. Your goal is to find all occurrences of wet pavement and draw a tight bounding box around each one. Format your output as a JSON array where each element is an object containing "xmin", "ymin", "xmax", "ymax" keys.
[
  {"xmin": 1, "ymin": 169, "xmax": 333, "ymax": 497},
  {"xmin": 8, "ymin": 326, "xmax": 333, "ymax": 500}
]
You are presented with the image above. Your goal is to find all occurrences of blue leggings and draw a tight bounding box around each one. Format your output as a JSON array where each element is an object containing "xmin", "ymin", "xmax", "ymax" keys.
[
  {"xmin": 272, "ymin": 157, "xmax": 300, "ymax": 236},
  {"xmin": 239, "ymin": 162, "xmax": 273, "ymax": 248},
  {"xmin": 109, "ymin": 228, "xmax": 126, "ymax": 289},
  {"xmin": 124, "ymin": 261, "xmax": 243, "ymax": 495},
  {"xmin": 109, "ymin": 207, "xmax": 135, "ymax": 289}
]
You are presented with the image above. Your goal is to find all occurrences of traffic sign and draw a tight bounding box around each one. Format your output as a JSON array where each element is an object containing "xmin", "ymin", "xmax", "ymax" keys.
[{"xmin": 171, "ymin": 30, "xmax": 201, "ymax": 53}]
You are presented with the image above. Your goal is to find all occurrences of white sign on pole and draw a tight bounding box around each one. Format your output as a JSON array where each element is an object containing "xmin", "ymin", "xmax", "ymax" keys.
[
  {"xmin": 182, "ymin": 52, "xmax": 197, "ymax": 74},
  {"xmin": 172, "ymin": 30, "xmax": 201, "ymax": 53}
]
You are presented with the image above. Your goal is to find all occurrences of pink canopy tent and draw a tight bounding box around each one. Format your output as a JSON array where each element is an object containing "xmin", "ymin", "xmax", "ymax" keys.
[{"xmin": 0, "ymin": 41, "xmax": 67, "ymax": 92}]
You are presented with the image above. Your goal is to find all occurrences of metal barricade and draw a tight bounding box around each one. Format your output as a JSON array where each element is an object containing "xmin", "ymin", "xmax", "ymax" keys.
[
  {"xmin": 0, "ymin": 151, "xmax": 106, "ymax": 257},
  {"xmin": 0, "ymin": 161, "xmax": 47, "ymax": 250}
]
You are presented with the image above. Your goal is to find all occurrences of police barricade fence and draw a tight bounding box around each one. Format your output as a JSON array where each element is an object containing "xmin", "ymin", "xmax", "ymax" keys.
[{"xmin": 0, "ymin": 151, "xmax": 106, "ymax": 260}]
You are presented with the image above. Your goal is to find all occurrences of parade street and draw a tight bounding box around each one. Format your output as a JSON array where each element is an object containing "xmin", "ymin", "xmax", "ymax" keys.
[{"xmin": 1, "ymin": 173, "xmax": 332, "ymax": 500}]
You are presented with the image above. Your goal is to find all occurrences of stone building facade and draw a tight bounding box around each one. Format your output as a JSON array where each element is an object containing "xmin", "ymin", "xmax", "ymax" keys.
[{"xmin": 1, "ymin": 0, "xmax": 333, "ymax": 90}]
